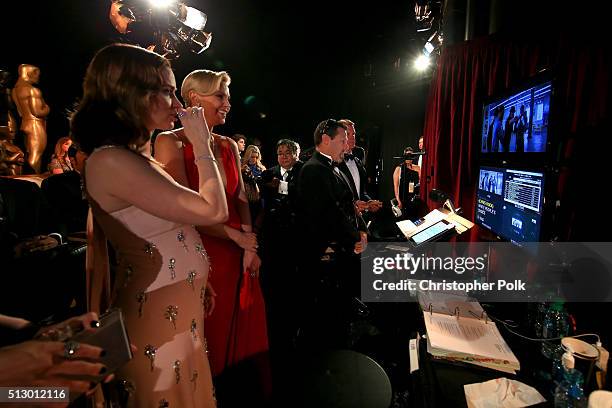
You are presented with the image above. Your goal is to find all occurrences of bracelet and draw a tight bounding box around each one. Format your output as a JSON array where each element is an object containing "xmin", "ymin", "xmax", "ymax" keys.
[{"xmin": 194, "ymin": 154, "xmax": 217, "ymax": 163}]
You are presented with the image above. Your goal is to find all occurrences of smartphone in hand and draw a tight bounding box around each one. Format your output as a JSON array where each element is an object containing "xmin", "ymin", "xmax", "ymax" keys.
[{"xmin": 71, "ymin": 308, "xmax": 133, "ymax": 381}]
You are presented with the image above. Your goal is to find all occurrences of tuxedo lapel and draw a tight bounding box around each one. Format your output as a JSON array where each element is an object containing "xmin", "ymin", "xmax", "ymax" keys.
[{"xmin": 338, "ymin": 161, "xmax": 359, "ymax": 200}]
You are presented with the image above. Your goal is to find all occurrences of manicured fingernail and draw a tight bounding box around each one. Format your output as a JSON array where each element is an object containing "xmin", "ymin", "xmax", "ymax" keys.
[
  {"xmin": 90, "ymin": 320, "xmax": 100, "ymax": 328},
  {"xmin": 99, "ymin": 366, "xmax": 107, "ymax": 374},
  {"xmin": 100, "ymin": 349, "xmax": 107, "ymax": 357}
]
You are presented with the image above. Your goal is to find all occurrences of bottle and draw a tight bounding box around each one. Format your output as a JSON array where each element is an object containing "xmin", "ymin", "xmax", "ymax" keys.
[
  {"xmin": 551, "ymin": 346, "xmax": 566, "ymax": 386},
  {"xmin": 554, "ymin": 368, "xmax": 587, "ymax": 408},
  {"xmin": 542, "ymin": 301, "xmax": 569, "ymax": 359},
  {"xmin": 532, "ymin": 302, "xmax": 547, "ymax": 337}
]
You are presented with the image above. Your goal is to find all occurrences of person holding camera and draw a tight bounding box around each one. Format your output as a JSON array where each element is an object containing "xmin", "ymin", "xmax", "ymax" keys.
[{"xmin": 393, "ymin": 147, "xmax": 421, "ymax": 210}]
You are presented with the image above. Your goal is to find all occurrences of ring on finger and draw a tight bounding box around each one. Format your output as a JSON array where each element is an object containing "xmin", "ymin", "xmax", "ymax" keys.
[
  {"xmin": 64, "ymin": 341, "xmax": 80, "ymax": 359},
  {"xmin": 177, "ymin": 110, "xmax": 186, "ymax": 118}
]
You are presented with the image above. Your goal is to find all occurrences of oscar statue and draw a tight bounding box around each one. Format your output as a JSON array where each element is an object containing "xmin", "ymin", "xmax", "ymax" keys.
[
  {"xmin": 0, "ymin": 70, "xmax": 24, "ymax": 175},
  {"xmin": 11, "ymin": 64, "xmax": 50, "ymax": 174}
]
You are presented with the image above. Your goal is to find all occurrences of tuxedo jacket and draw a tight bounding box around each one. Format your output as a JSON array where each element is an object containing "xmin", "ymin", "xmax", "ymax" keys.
[
  {"xmin": 41, "ymin": 171, "xmax": 89, "ymax": 235},
  {"xmin": 352, "ymin": 146, "xmax": 366, "ymax": 163},
  {"xmin": 338, "ymin": 155, "xmax": 372, "ymax": 202},
  {"xmin": 259, "ymin": 161, "xmax": 303, "ymax": 240},
  {"xmin": 298, "ymin": 151, "xmax": 365, "ymax": 255}
]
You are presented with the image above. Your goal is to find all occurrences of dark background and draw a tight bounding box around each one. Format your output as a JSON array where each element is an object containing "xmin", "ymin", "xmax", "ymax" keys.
[{"xmin": 2, "ymin": 0, "xmax": 431, "ymax": 199}]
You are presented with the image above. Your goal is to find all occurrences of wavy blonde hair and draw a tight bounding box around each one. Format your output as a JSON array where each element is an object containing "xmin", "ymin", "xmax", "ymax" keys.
[
  {"xmin": 181, "ymin": 70, "xmax": 231, "ymax": 107},
  {"xmin": 242, "ymin": 145, "xmax": 265, "ymax": 171}
]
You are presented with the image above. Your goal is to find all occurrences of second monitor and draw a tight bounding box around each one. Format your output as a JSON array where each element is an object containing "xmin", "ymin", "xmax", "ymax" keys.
[{"xmin": 475, "ymin": 166, "xmax": 544, "ymax": 243}]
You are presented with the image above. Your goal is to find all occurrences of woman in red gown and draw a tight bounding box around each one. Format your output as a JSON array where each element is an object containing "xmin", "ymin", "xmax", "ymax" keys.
[{"xmin": 154, "ymin": 70, "xmax": 270, "ymax": 392}]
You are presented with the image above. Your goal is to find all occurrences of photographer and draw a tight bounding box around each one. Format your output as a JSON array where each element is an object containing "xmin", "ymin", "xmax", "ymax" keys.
[{"xmin": 393, "ymin": 147, "xmax": 421, "ymax": 210}]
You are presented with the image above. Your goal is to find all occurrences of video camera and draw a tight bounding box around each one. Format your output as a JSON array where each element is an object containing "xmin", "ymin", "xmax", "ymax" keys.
[
  {"xmin": 109, "ymin": 0, "xmax": 212, "ymax": 60},
  {"xmin": 393, "ymin": 150, "xmax": 425, "ymax": 161}
]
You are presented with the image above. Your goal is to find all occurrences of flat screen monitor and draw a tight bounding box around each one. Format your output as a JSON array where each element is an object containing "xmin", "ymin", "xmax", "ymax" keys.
[
  {"xmin": 481, "ymin": 80, "xmax": 552, "ymax": 153},
  {"xmin": 475, "ymin": 166, "xmax": 544, "ymax": 243}
]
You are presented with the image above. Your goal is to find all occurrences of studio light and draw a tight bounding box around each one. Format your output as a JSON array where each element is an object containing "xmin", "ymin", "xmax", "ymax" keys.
[
  {"xmin": 183, "ymin": 6, "xmax": 207, "ymax": 29},
  {"xmin": 414, "ymin": 55, "xmax": 430, "ymax": 71},
  {"xmin": 413, "ymin": 1, "xmax": 444, "ymax": 67},
  {"xmin": 108, "ymin": 0, "xmax": 212, "ymax": 59},
  {"xmin": 422, "ymin": 31, "xmax": 443, "ymax": 57},
  {"xmin": 414, "ymin": 0, "xmax": 442, "ymax": 32},
  {"xmin": 149, "ymin": 0, "xmax": 175, "ymax": 9}
]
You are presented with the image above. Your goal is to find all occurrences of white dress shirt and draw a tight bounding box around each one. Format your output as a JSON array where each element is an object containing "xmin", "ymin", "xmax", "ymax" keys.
[{"xmin": 345, "ymin": 157, "xmax": 361, "ymax": 199}]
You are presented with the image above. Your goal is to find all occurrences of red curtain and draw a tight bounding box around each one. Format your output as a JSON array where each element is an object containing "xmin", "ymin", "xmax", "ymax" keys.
[{"xmin": 420, "ymin": 33, "xmax": 611, "ymax": 241}]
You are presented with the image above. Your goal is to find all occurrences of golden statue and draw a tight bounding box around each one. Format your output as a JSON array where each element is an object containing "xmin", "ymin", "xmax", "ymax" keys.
[
  {"xmin": 11, "ymin": 64, "xmax": 50, "ymax": 173},
  {"xmin": 0, "ymin": 70, "xmax": 24, "ymax": 175},
  {"xmin": 0, "ymin": 114, "xmax": 25, "ymax": 175}
]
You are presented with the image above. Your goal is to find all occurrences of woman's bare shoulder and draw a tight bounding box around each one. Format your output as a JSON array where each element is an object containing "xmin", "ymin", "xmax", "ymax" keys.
[
  {"xmin": 87, "ymin": 146, "xmax": 143, "ymax": 170},
  {"xmin": 216, "ymin": 134, "xmax": 239, "ymax": 150},
  {"xmin": 156, "ymin": 128, "xmax": 187, "ymax": 144}
]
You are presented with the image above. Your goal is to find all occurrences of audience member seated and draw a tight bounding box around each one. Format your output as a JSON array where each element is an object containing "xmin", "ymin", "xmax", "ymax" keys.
[
  {"xmin": 41, "ymin": 145, "xmax": 89, "ymax": 236},
  {"xmin": 48, "ymin": 137, "xmax": 74, "ymax": 174},
  {"xmin": 1, "ymin": 176, "xmax": 86, "ymax": 322},
  {"xmin": 0, "ymin": 175, "xmax": 53, "ymax": 238}
]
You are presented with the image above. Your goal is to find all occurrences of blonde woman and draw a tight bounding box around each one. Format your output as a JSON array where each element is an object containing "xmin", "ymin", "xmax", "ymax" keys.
[
  {"xmin": 154, "ymin": 70, "xmax": 270, "ymax": 392},
  {"xmin": 242, "ymin": 144, "xmax": 266, "ymax": 177}
]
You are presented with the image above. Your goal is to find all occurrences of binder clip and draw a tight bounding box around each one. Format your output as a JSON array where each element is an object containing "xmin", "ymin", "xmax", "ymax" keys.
[{"xmin": 481, "ymin": 311, "xmax": 489, "ymax": 324}]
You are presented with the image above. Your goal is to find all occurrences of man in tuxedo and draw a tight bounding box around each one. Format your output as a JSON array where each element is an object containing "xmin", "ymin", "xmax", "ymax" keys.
[
  {"xmin": 297, "ymin": 119, "xmax": 368, "ymax": 348},
  {"xmin": 299, "ymin": 119, "xmax": 367, "ymax": 258},
  {"xmin": 259, "ymin": 139, "xmax": 303, "ymax": 242},
  {"xmin": 339, "ymin": 119, "xmax": 366, "ymax": 163},
  {"xmin": 417, "ymin": 135, "xmax": 424, "ymax": 169},
  {"xmin": 258, "ymin": 139, "xmax": 303, "ymax": 373},
  {"xmin": 337, "ymin": 119, "xmax": 382, "ymax": 215}
]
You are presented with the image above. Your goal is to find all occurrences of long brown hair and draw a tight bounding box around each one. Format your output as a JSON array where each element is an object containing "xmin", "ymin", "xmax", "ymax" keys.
[
  {"xmin": 70, "ymin": 43, "xmax": 170, "ymax": 154},
  {"xmin": 53, "ymin": 136, "xmax": 71, "ymax": 160},
  {"xmin": 53, "ymin": 136, "xmax": 71, "ymax": 159}
]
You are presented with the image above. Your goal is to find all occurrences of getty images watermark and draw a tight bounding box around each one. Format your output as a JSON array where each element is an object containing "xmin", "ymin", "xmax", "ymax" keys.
[
  {"xmin": 360, "ymin": 242, "xmax": 612, "ymax": 302},
  {"xmin": 371, "ymin": 251, "xmax": 524, "ymax": 292}
]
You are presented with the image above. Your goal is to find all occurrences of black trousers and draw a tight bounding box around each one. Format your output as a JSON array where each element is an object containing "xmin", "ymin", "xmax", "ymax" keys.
[{"xmin": 295, "ymin": 247, "xmax": 362, "ymax": 350}]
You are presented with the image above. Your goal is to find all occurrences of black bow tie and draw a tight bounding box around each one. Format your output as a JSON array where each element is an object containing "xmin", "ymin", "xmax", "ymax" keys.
[{"xmin": 344, "ymin": 153, "xmax": 354, "ymax": 160}]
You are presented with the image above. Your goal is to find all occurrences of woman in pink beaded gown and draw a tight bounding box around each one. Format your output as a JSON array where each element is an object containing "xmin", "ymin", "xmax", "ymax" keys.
[{"xmin": 71, "ymin": 44, "xmax": 227, "ymax": 407}]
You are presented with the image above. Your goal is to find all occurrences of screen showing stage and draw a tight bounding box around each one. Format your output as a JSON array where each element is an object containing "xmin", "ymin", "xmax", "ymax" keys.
[
  {"xmin": 476, "ymin": 167, "xmax": 544, "ymax": 243},
  {"xmin": 481, "ymin": 80, "xmax": 551, "ymax": 153}
]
